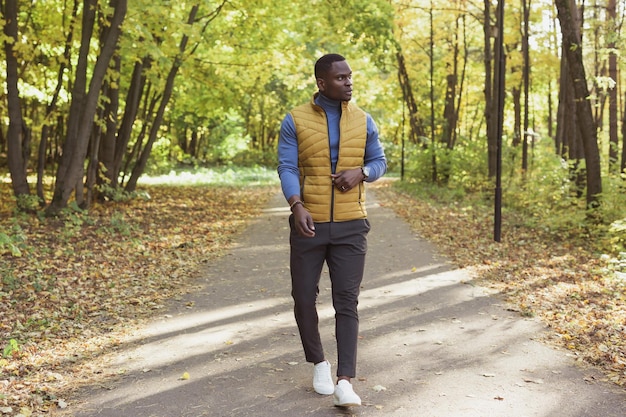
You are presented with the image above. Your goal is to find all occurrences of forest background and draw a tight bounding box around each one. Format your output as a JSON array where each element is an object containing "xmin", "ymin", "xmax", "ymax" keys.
[{"xmin": 1, "ymin": 0, "xmax": 626, "ymax": 414}]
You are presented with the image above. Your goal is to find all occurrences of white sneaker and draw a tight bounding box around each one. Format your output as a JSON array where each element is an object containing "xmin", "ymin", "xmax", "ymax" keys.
[
  {"xmin": 333, "ymin": 379, "xmax": 361, "ymax": 407},
  {"xmin": 312, "ymin": 360, "xmax": 334, "ymax": 395}
]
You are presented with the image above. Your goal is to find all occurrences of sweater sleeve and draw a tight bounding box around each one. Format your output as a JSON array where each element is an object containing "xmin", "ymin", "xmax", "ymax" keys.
[
  {"xmin": 277, "ymin": 113, "xmax": 301, "ymax": 201},
  {"xmin": 363, "ymin": 114, "xmax": 387, "ymax": 182}
]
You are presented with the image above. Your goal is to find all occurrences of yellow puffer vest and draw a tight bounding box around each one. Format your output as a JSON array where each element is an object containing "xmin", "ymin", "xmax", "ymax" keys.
[{"xmin": 290, "ymin": 95, "xmax": 367, "ymax": 223}]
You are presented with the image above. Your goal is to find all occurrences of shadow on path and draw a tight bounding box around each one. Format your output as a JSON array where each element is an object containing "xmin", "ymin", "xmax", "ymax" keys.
[{"xmin": 61, "ymin": 191, "xmax": 626, "ymax": 417}]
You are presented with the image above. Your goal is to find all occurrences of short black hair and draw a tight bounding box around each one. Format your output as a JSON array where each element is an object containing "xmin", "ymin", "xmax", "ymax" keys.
[{"xmin": 315, "ymin": 54, "xmax": 346, "ymax": 79}]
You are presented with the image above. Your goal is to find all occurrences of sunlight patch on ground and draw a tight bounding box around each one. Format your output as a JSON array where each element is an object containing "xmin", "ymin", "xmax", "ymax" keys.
[{"xmin": 95, "ymin": 266, "xmax": 477, "ymax": 408}]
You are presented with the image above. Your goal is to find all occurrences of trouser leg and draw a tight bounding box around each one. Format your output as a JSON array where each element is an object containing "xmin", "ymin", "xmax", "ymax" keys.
[
  {"xmin": 289, "ymin": 216, "xmax": 328, "ymax": 364},
  {"xmin": 326, "ymin": 219, "xmax": 370, "ymax": 378}
]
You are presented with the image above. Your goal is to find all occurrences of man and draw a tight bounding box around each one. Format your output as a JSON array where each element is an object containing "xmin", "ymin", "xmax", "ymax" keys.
[{"xmin": 277, "ymin": 53, "xmax": 387, "ymax": 407}]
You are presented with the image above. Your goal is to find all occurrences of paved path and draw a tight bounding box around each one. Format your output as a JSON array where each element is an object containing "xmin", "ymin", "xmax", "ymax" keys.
[{"xmin": 64, "ymin": 191, "xmax": 626, "ymax": 417}]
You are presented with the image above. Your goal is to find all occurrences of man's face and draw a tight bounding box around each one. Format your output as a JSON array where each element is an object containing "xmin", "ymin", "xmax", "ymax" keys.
[{"xmin": 317, "ymin": 60, "xmax": 353, "ymax": 102}]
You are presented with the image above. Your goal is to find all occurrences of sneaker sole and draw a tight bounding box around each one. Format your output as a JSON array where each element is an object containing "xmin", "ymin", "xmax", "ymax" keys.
[
  {"xmin": 314, "ymin": 387, "xmax": 335, "ymax": 395},
  {"xmin": 334, "ymin": 401, "xmax": 361, "ymax": 407}
]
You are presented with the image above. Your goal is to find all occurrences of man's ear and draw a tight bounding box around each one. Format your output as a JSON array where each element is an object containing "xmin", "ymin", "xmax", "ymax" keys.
[{"xmin": 316, "ymin": 77, "xmax": 325, "ymax": 92}]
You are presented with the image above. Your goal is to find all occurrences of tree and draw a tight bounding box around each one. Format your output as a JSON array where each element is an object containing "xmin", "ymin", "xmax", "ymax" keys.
[
  {"xmin": 521, "ymin": 0, "xmax": 531, "ymax": 172},
  {"xmin": 606, "ymin": 0, "xmax": 619, "ymax": 173},
  {"xmin": 555, "ymin": 0, "xmax": 602, "ymax": 207},
  {"xmin": 484, "ymin": 0, "xmax": 498, "ymax": 178},
  {"xmin": 2, "ymin": 0, "xmax": 31, "ymax": 202},
  {"xmin": 47, "ymin": 0, "xmax": 127, "ymax": 214}
]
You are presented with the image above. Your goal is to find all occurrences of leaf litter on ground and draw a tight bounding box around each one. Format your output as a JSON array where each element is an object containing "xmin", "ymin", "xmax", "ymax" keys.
[
  {"xmin": 372, "ymin": 181, "xmax": 626, "ymax": 390},
  {"xmin": 0, "ymin": 183, "xmax": 278, "ymax": 414}
]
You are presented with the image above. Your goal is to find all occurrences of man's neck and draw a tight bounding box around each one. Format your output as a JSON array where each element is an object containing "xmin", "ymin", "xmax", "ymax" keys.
[{"xmin": 316, "ymin": 92, "xmax": 341, "ymax": 111}]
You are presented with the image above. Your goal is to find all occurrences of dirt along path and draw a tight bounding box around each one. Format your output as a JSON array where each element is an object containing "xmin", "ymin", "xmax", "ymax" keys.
[{"xmin": 60, "ymin": 190, "xmax": 626, "ymax": 417}]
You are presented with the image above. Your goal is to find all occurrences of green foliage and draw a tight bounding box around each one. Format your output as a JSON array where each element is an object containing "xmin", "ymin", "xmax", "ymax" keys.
[
  {"xmin": 206, "ymin": 110, "xmax": 251, "ymax": 164},
  {"xmin": 106, "ymin": 212, "xmax": 137, "ymax": 237},
  {"xmin": 231, "ymin": 148, "xmax": 278, "ymax": 168},
  {"xmin": 594, "ymin": 176, "xmax": 626, "ymax": 255},
  {"xmin": 602, "ymin": 219, "xmax": 626, "ymax": 255},
  {"xmin": 0, "ymin": 224, "xmax": 26, "ymax": 257},
  {"xmin": 394, "ymin": 177, "xmax": 474, "ymax": 204},
  {"xmin": 58, "ymin": 203, "xmax": 87, "ymax": 240},
  {"xmin": 446, "ymin": 139, "xmax": 491, "ymax": 192},
  {"xmin": 0, "ymin": 0, "xmax": 623, "ymax": 235},
  {"xmin": 138, "ymin": 166, "xmax": 280, "ymax": 187},
  {"xmin": 2, "ymin": 339, "xmax": 19, "ymax": 358},
  {"xmin": 97, "ymin": 183, "xmax": 145, "ymax": 203},
  {"xmin": 400, "ymin": 139, "xmax": 490, "ymax": 193},
  {"xmin": 15, "ymin": 194, "xmax": 41, "ymax": 213},
  {"xmin": 399, "ymin": 136, "xmax": 626, "ymax": 261}
]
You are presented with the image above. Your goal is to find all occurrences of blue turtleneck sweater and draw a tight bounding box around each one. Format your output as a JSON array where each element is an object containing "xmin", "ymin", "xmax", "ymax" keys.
[{"xmin": 277, "ymin": 93, "xmax": 387, "ymax": 202}]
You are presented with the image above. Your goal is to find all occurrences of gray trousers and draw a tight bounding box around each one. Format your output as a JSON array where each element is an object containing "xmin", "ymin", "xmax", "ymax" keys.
[{"xmin": 289, "ymin": 216, "xmax": 370, "ymax": 378}]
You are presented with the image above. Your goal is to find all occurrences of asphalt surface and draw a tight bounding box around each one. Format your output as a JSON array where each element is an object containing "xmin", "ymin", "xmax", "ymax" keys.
[{"xmin": 61, "ymin": 190, "xmax": 626, "ymax": 417}]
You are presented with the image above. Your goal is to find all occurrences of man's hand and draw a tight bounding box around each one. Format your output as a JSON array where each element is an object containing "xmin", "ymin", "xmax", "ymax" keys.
[
  {"xmin": 331, "ymin": 168, "xmax": 365, "ymax": 193},
  {"xmin": 292, "ymin": 204, "xmax": 315, "ymax": 237}
]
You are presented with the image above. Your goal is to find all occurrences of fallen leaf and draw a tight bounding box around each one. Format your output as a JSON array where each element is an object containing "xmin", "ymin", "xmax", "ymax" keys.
[
  {"xmin": 180, "ymin": 372, "xmax": 190, "ymax": 380},
  {"xmin": 523, "ymin": 378, "xmax": 544, "ymax": 384}
]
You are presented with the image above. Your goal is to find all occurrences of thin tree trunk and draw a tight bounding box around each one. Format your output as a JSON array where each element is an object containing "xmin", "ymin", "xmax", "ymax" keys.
[
  {"xmin": 109, "ymin": 58, "xmax": 148, "ymax": 188},
  {"xmin": 429, "ymin": 2, "xmax": 437, "ymax": 183},
  {"xmin": 607, "ymin": 0, "xmax": 619, "ymax": 173},
  {"xmin": 512, "ymin": 87, "xmax": 521, "ymax": 147},
  {"xmin": 522, "ymin": 0, "xmax": 531, "ymax": 172},
  {"xmin": 453, "ymin": 11, "xmax": 468, "ymax": 150},
  {"xmin": 96, "ymin": 55, "xmax": 121, "ymax": 199},
  {"xmin": 3, "ymin": 0, "xmax": 31, "ymax": 201},
  {"xmin": 621, "ymin": 90, "xmax": 626, "ymax": 174},
  {"xmin": 483, "ymin": 0, "xmax": 497, "ymax": 177},
  {"xmin": 396, "ymin": 49, "xmax": 425, "ymax": 144}
]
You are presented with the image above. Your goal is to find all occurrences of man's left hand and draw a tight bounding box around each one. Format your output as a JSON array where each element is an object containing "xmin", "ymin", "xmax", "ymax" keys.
[{"xmin": 331, "ymin": 168, "xmax": 365, "ymax": 193}]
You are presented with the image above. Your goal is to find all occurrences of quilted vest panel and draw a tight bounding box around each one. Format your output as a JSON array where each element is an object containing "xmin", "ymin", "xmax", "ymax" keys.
[{"xmin": 290, "ymin": 96, "xmax": 367, "ymax": 222}]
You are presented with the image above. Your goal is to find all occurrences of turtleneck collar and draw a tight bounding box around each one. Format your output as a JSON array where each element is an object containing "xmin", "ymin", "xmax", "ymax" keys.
[{"xmin": 315, "ymin": 92, "xmax": 342, "ymax": 112}]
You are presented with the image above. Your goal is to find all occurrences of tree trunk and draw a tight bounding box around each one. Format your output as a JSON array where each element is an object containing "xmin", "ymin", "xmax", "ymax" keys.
[
  {"xmin": 555, "ymin": 0, "xmax": 602, "ymax": 207},
  {"xmin": 621, "ymin": 90, "xmax": 626, "ymax": 174},
  {"xmin": 522, "ymin": 0, "xmax": 531, "ymax": 172},
  {"xmin": 125, "ymin": 4, "xmax": 200, "ymax": 192},
  {"xmin": 3, "ymin": 0, "xmax": 31, "ymax": 201},
  {"xmin": 108, "ymin": 58, "xmax": 148, "ymax": 188},
  {"xmin": 47, "ymin": 0, "xmax": 127, "ymax": 214},
  {"xmin": 607, "ymin": 0, "xmax": 618, "ymax": 173},
  {"xmin": 512, "ymin": 87, "xmax": 521, "ymax": 147},
  {"xmin": 483, "ymin": 0, "xmax": 497, "ymax": 178},
  {"xmin": 396, "ymin": 49, "xmax": 425, "ymax": 144},
  {"xmin": 37, "ymin": 0, "xmax": 79, "ymax": 206},
  {"xmin": 454, "ymin": 12, "xmax": 468, "ymax": 150},
  {"xmin": 442, "ymin": 73, "xmax": 458, "ymax": 149},
  {"xmin": 560, "ymin": 56, "xmax": 585, "ymax": 196},
  {"xmin": 95, "ymin": 54, "xmax": 121, "ymax": 202},
  {"xmin": 428, "ymin": 3, "xmax": 437, "ymax": 183}
]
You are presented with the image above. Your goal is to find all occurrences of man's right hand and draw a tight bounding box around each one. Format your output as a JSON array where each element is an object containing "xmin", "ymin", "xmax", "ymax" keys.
[{"xmin": 292, "ymin": 204, "xmax": 316, "ymax": 237}]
